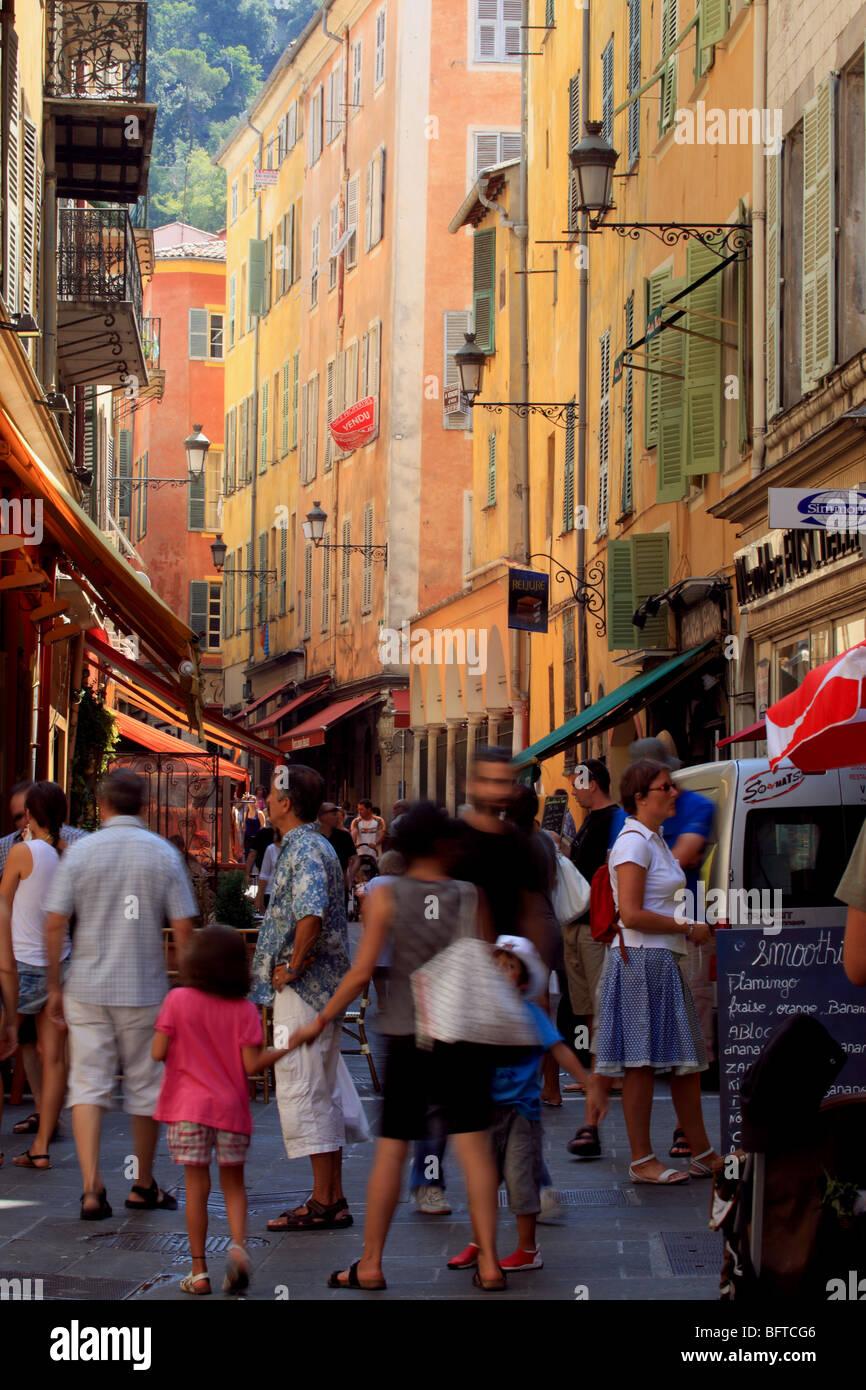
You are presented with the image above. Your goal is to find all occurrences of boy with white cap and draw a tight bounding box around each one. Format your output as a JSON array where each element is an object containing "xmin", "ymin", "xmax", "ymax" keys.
[{"xmin": 448, "ymin": 935, "xmax": 607, "ymax": 1274}]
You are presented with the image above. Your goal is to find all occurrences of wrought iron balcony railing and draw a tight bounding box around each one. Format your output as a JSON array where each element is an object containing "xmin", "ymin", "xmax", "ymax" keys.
[
  {"xmin": 45, "ymin": 0, "xmax": 147, "ymax": 102},
  {"xmin": 142, "ymin": 315, "xmax": 160, "ymax": 369},
  {"xmin": 57, "ymin": 207, "xmax": 143, "ymax": 328}
]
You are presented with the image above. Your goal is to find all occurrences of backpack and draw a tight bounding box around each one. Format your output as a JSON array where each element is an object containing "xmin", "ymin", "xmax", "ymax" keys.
[{"xmin": 589, "ymin": 863, "xmax": 618, "ymax": 944}]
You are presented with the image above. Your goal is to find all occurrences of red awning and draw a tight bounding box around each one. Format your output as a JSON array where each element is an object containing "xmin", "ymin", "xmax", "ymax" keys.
[
  {"xmin": 249, "ymin": 681, "xmax": 331, "ymax": 731},
  {"xmin": 278, "ymin": 694, "xmax": 377, "ymax": 753},
  {"xmin": 242, "ymin": 680, "xmax": 296, "ymax": 719},
  {"xmin": 112, "ymin": 709, "xmax": 248, "ymax": 781},
  {"xmin": 392, "ymin": 689, "xmax": 410, "ymax": 728},
  {"xmin": 715, "ymin": 720, "xmax": 767, "ymax": 749}
]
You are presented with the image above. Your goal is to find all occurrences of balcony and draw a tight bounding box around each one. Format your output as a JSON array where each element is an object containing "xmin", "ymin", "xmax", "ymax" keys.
[
  {"xmin": 142, "ymin": 315, "xmax": 160, "ymax": 370},
  {"xmin": 45, "ymin": 1, "xmax": 155, "ymax": 202},
  {"xmin": 57, "ymin": 208, "xmax": 149, "ymax": 390}
]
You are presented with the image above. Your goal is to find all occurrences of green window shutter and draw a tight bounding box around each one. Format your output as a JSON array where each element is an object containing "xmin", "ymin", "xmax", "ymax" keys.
[
  {"xmin": 656, "ymin": 275, "xmax": 687, "ymax": 502},
  {"xmin": 259, "ymin": 380, "xmax": 269, "ymax": 473},
  {"xmin": 291, "ymin": 351, "xmax": 300, "ymax": 448},
  {"xmin": 229, "ymin": 276, "xmax": 236, "ymax": 347},
  {"xmin": 627, "ymin": 0, "xmax": 640, "ymax": 167},
  {"xmin": 245, "ymin": 541, "xmax": 253, "ymax": 628},
  {"xmin": 607, "ymin": 539, "xmax": 635, "ymax": 651},
  {"xmin": 188, "ymin": 471, "xmax": 206, "ymax": 530},
  {"xmin": 248, "ymin": 239, "xmax": 266, "ymax": 318},
  {"xmin": 598, "ymin": 331, "xmax": 611, "ymax": 531},
  {"xmin": 601, "ymin": 39, "xmax": 613, "ymax": 146},
  {"xmin": 563, "ymin": 401, "xmax": 576, "ymax": 530},
  {"xmin": 258, "ymin": 532, "xmax": 267, "ymax": 620},
  {"xmin": 701, "ymin": 0, "xmax": 728, "ymax": 51},
  {"xmin": 622, "ymin": 295, "xmax": 634, "ymax": 512},
  {"xmin": 472, "ymin": 228, "xmax": 496, "ymax": 352},
  {"xmin": 281, "ymin": 361, "xmax": 290, "ymax": 454},
  {"xmin": 117, "ymin": 429, "xmax": 132, "ymax": 520},
  {"xmin": 487, "ymin": 432, "xmax": 496, "ymax": 506},
  {"xmin": 189, "ymin": 581, "xmax": 208, "ymax": 644},
  {"xmin": 659, "ymin": 0, "xmax": 677, "ymax": 134},
  {"xmin": 684, "ymin": 237, "xmax": 723, "ymax": 475},
  {"xmin": 568, "ymin": 72, "xmax": 580, "ymax": 150},
  {"xmin": 766, "ymin": 151, "xmax": 782, "ymax": 420},
  {"xmin": 188, "ymin": 308, "xmax": 208, "ymax": 359},
  {"xmin": 736, "ymin": 197, "xmax": 749, "ymax": 451},
  {"xmin": 280, "ymin": 525, "xmax": 287, "ymax": 616},
  {"xmin": 263, "ymin": 233, "xmax": 272, "ymax": 313},
  {"xmin": 644, "ymin": 269, "xmax": 669, "ymax": 447},
  {"xmin": 545, "ymin": 0, "xmax": 555, "ymax": 26},
  {"xmin": 801, "ymin": 76, "xmax": 835, "ymax": 392},
  {"xmin": 633, "ymin": 533, "xmax": 669, "ymax": 647}
]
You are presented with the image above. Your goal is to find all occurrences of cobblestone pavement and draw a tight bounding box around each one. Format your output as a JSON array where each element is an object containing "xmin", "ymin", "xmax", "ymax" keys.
[{"xmin": 0, "ymin": 1016, "xmax": 723, "ymax": 1303}]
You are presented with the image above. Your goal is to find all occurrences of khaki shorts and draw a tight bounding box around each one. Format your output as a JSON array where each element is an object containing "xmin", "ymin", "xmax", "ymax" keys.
[
  {"xmin": 65, "ymin": 996, "xmax": 163, "ymax": 1115},
  {"xmin": 562, "ymin": 918, "xmax": 607, "ymax": 1016}
]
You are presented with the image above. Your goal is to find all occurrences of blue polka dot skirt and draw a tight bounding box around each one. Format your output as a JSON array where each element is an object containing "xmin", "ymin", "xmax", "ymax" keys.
[{"xmin": 595, "ymin": 946, "xmax": 708, "ymax": 1077}]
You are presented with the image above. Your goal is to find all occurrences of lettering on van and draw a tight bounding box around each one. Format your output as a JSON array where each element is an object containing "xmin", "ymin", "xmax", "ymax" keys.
[{"xmin": 741, "ymin": 767, "xmax": 805, "ymax": 804}]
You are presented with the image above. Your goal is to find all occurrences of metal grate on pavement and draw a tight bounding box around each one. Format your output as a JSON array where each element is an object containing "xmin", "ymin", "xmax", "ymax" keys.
[
  {"xmin": 498, "ymin": 1187, "xmax": 628, "ymax": 1208},
  {"xmin": 0, "ymin": 1267, "xmax": 145, "ymax": 1300},
  {"xmin": 85, "ymin": 1231, "xmax": 269, "ymax": 1258},
  {"xmin": 172, "ymin": 1188, "xmax": 310, "ymax": 1214},
  {"xmin": 660, "ymin": 1229, "xmax": 723, "ymax": 1276}
]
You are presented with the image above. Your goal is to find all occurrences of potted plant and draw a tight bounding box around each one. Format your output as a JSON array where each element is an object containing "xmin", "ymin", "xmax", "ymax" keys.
[{"xmin": 212, "ymin": 869, "xmax": 256, "ymax": 932}]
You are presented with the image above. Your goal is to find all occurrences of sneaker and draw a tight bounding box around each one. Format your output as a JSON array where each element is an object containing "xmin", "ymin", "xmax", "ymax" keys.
[
  {"xmin": 499, "ymin": 1247, "xmax": 543, "ymax": 1271},
  {"xmin": 536, "ymin": 1186, "xmax": 564, "ymax": 1224},
  {"xmin": 413, "ymin": 1185, "xmax": 452, "ymax": 1215},
  {"xmin": 447, "ymin": 1242, "xmax": 480, "ymax": 1270}
]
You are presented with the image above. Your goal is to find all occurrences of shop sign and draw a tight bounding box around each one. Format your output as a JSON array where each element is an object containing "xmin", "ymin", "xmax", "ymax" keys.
[
  {"xmin": 680, "ymin": 598, "xmax": 724, "ymax": 648},
  {"xmin": 329, "ymin": 397, "xmax": 377, "ymax": 450},
  {"xmin": 443, "ymin": 385, "xmax": 463, "ymax": 415},
  {"xmin": 507, "ymin": 568, "xmax": 549, "ymax": 633},
  {"xmin": 768, "ymin": 487, "xmax": 866, "ymax": 530},
  {"xmin": 733, "ymin": 528, "xmax": 863, "ymax": 608}
]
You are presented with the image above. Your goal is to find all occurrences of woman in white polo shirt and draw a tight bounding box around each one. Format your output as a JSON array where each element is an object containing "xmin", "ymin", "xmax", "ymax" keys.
[{"xmin": 596, "ymin": 759, "xmax": 719, "ymax": 1185}]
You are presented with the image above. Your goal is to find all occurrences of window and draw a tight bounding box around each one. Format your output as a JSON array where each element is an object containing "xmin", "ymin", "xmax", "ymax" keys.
[
  {"xmin": 287, "ymin": 100, "xmax": 297, "ymax": 149},
  {"xmin": 310, "ymin": 218, "xmax": 320, "ymax": 307},
  {"xmin": 188, "ymin": 469, "xmax": 206, "ymax": 530},
  {"xmin": 20, "ymin": 117, "xmax": 40, "ymax": 322},
  {"xmin": 303, "ymin": 543, "xmax": 312, "ymax": 638},
  {"xmin": 365, "ymin": 146, "xmax": 386, "ymax": 250},
  {"xmin": 281, "ymin": 360, "xmax": 291, "ymax": 456},
  {"xmin": 190, "ymin": 581, "xmax": 215, "ymax": 649},
  {"xmin": 245, "ymin": 541, "xmax": 254, "ymax": 631},
  {"xmin": 239, "ymin": 396, "xmax": 249, "ymax": 484},
  {"xmin": 606, "ymin": 534, "xmax": 669, "ymax": 650},
  {"xmin": 562, "ymin": 608, "xmax": 576, "ymax": 772},
  {"xmin": 324, "ymin": 357, "xmax": 336, "ymax": 472},
  {"xmin": 224, "ymin": 560, "xmax": 234, "ymax": 637},
  {"xmin": 291, "ymin": 350, "xmax": 300, "ymax": 449},
  {"xmin": 340, "ymin": 519, "xmax": 351, "ymax": 620},
  {"xmin": 344, "ymin": 339, "xmax": 359, "ymax": 409},
  {"xmin": 622, "ymin": 294, "xmax": 634, "ymax": 512},
  {"xmin": 308, "ymin": 86, "xmax": 324, "ymax": 164},
  {"xmin": 802, "ymin": 77, "xmax": 836, "ymax": 392},
  {"xmin": 241, "ymin": 167, "xmax": 249, "ymax": 208},
  {"xmin": 659, "ymin": 0, "xmax": 678, "ymax": 135},
  {"xmin": 627, "ymin": 0, "xmax": 641, "ymax": 167},
  {"xmin": 320, "ymin": 539, "xmax": 331, "ymax": 631},
  {"xmin": 598, "ymin": 330, "xmax": 610, "ymax": 532},
  {"xmin": 265, "ymin": 137, "xmax": 274, "ymax": 171},
  {"xmin": 346, "ymin": 172, "xmax": 360, "ymax": 268},
  {"xmin": 248, "ymin": 239, "xmax": 266, "ymax": 319},
  {"xmin": 562, "ymin": 402, "xmax": 576, "ymax": 530},
  {"xmin": 231, "ymin": 179, "xmax": 238, "ymax": 221},
  {"xmin": 188, "ymin": 309, "xmax": 223, "ymax": 360},
  {"xmin": 257, "ymin": 532, "xmax": 268, "ymax": 621},
  {"xmin": 300, "ymin": 373, "xmax": 319, "ymax": 482},
  {"xmin": 279, "ymin": 521, "xmax": 288, "ymax": 615},
  {"xmin": 472, "ymin": 130, "xmax": 521, "ymax": 181},
  {"xmin": 486, "ymin": 433, "xmax": 497, "ymax": 506},
  {"xmin": 293, "ymin": 198, "xmax": 303, "ymax": 283},
  {"xmin": 443, "ymin": 310, "xmax": 472, "ymax": 430},
  {"xmin": 352, "ymin": 39, "xmax": 362, "ymax": 112},
  {"xmin": 474, "ymin": 0, "xmax": 521, "ymax": 63},
  {"xmin": 362, "ymin": 504, "xmax": 374, "ymax": 613},
  {"xmin": 568, "ymin": 73, "xmax": 580, "ymax": 231},
  {"xmin": 229, "ymin": 276, "xmax": 236, "ymax": 348},
  {"xmin": 206, "ymin": 450, "xmax": 222, "ymax": 530},
  {"xmin": 601, "ymin": 38, "xmax": 613, "ymax": 147},
  {"xmin": 276, "ymin": 116, "xmax": 287, "ymax": 164},
  {"xmin": 744, "ymin": 806, "xmax": 863, "ymax": 911},
  {"xmin": 329, "ymin": 199, "xmax": 340, "ymax": 291},
  {"xmin": 472, "ymin": 228, "xmax": 496, "ymax": 351},
  {"xmin": 209, "ymin": 314, "xmax": 224, "ymax": 359},
  {"xmin": 326, "ymin": 59, "xmax": 343, "ymax": 142},
  {"xmin": 375, "ymin": 7, "xmax": 386, "ymax": 87},
  {"xmin": 360, "ymin": 321, "xmax": 381, "ymax": 422},
  {"xmin": 225, "ymin": 409, "xmax": 236, "ymax": 493},
  {"xmin": 259, "ymin": 380, "xmax": 269, "ymax": 473},
  {"xmin": 133, "ymin": 452, "xmax": 148, "ymax": 542}
]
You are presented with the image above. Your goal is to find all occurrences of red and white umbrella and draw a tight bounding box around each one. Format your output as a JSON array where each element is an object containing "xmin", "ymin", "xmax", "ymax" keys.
[{"xmin": 766, "ymin": 639, "xmax": 866, "ymax": 771}]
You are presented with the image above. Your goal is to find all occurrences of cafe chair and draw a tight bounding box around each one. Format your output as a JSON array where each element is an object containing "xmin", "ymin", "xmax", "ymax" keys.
[{"xmin": 341, "ymin": 992, "xmax": 380, "ymax": 1092}]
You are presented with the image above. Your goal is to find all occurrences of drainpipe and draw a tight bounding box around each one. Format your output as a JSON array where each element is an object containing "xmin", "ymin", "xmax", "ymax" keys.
[
  {"xmin": 246, "ymin": 116, "xmax": 263, "ymax": 671},
  {"xmin": 750, "ymin": 0, "xmax": 768, "ymax": 478},
  {"xmin": 509, "ymin": 0, "xmax": 531, "ymax": 757},
  {"xmin": 576, "ymin": 0, "xmax": 591, "ymax": 741}
]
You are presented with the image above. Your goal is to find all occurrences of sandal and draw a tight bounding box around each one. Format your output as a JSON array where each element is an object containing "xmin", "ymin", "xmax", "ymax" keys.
[
  {"xmin": 13, "ymin": 1149, "xmax": 51, "ymax": 1170},
  {"xmin": 689, "ymin": 1147, "xmax": 718, "ymax": 1179},
  {"xmin": 628, "ymin": 1153, "xmax": 689, "ymax": 1186},
  {"xmin": 124, "ymin": 1178, "xmax": 178, "ymax": 1210},
  {"xmin": 80, "ymin": 1189, "xmax": 113, "ymax": 1221},
  {"xmin": 669, "ymin": 1126, "xmax": 692, "ymax": 1158},
  {"xmin": 327, "ymin": 1260, "xmax": 387, "ymax": 1291},
  {"xmin": 472, "ymin": 1268, "xmax": 507, "ymax": 1291},
  {"xmin": 12, "ymin": 1112, "xmax": 39, "ymax": 1135},
  {"xmin": 567, "ymin": 1125, "xmax": 601, "ymax": 1159},
  {"xmin": 180, "ymin": 1269, "xmax": 211, "ymax": 1295},
  {"xmin": 268, "ymin": 1197, "xmax": 350, "ymax": 1231},
  {"xmin": 223, "ymin": 1243, "xmax": 251, "ymax": 1294}
]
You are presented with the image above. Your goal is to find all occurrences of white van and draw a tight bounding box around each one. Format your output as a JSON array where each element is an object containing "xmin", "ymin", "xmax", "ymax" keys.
[{"xmin": 673, "ymin": 758, "xmax": 866, "ymax": 930}]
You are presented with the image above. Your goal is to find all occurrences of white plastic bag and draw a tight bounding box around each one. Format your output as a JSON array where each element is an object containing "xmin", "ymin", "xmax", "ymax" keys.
[
  {"xmin": 334, "ymin": 1055, "xmax": 371, "ymax": 1143},
  {"xmin": 551, "ymin": 853, "xmax": 591, "ymax": 925}
]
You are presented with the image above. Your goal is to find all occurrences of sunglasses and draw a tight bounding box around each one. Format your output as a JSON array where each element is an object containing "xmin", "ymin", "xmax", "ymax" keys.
[{"xmin": 649, "ymin": 781, "xmax": 676, "ymax": 794}]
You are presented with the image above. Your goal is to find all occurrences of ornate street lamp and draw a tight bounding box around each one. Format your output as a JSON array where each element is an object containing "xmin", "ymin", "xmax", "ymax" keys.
[
  {"xmin": 210, "ymin": 535, "xmax": 228, "ymax": 571},
  {"xmin": 454, "ymin": 333, "xmax": 578, "ymax": 428},
  {"xmin": 303, "ymin": 502, "xmax": 388, "ymax": 563},
  {"xmin": 184, "ymin": 424, "xmax": 210, "ymax": 482},
  {"xmin": 454, "ymin": 332, "xmax": 487, "ymax": 405},
  {"xmin": 568, "ymin": 120, "xmax": 619, "ymax": 223}
]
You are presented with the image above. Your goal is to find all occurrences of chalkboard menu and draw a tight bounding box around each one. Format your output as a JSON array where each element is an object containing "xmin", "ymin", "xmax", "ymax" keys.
[
  {"xmin": 716, "ymin": 927, "xmax": 866, "ymax": 1151},
  {"xmin": 541, "ymin": 793, "xmax": 569, "ymax": 836}
]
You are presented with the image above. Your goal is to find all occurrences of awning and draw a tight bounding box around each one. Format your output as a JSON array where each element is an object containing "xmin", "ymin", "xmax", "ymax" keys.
[
  {"xmin": 112, "ymin": 709, "xmax": 247, "ymax": 781},
  {"xmin": 242, "ymin": 679, "xmax": 297, "ymax": 719},
  {"xmin": 716, "ymin": 719, "xmax": 766, "ymax": 749},
  {"xmin": 249, "ymin": 681, "xmax": 331, "ymax": 731},
  {"xmin": 278, "ymin": 694, "xmax": 378, "ymax": 754},
  {"xmin": 86, "ymin": 630, "xmax": 281, "ymax": 762},
  {"xmin": 393, "ymin": 689, "xmax": 410, "ymax": 728},
  {"xmin": 0, "ymin": 409, "xmax": 197, "ymax": 687},
  {"xmin": 513, "ymin": 640, "xmax": 718, "ymax": 768}
]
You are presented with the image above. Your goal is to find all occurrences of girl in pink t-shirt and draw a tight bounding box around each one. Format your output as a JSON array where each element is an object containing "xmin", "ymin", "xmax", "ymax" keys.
[{"xmin": 152, "ymin": 926, "xmax": 287, "ymax": 1295}]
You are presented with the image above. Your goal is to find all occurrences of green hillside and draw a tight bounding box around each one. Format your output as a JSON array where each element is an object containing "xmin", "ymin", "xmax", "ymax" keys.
[{"xmin": 145, "ymin": 0, "xmax": 318, "ymax": 231}]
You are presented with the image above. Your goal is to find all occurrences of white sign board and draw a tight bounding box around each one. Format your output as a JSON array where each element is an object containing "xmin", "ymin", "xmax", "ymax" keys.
[
  {"xmin": 768, "ymin": 487, "xmax": 866, "ymax": 531},
  {"xmin": 443, "ymin": 385, "xmax": 463, "ymax": 415},
  {"xmin": 254, "ymin": 169, "xmax": 278, "ymax": 189}
]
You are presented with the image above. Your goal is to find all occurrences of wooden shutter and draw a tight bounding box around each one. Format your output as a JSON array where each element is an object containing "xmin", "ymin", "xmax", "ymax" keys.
[
  {"xmin": 263, "ymin": 233, "xmax": 272, "ymax": 312},
  {"xmin": 224, "ymin": 559, "xmax": 234, "ymax": 637},
  {"xmin": 238, "ymin": 397, "xmax": 249, "ymax": 482},
  {"xmin": 367, "ymin": 322, "xmax": 381, "ymax": 400},
  {"xmin": 279, "ymin": 524, "xmax": 288, "ymax": 615},
  {"xmin": 362, "ymin": 504, "xmax": 374, "ymax": 612},
  {"xmin": 352, "ymin": 39, "xmax": 362, "ymax": 111},
  {"xmin": 375, "ymin": 7, "xmax": 386, "ymax": 86},
  {"xmin": 20, "ymin": 116, "xmax": 37, "ymax": 316},
  {"xmin": 340, "ymin": 519, "xmax": 351, "ymax": 620},
  {"xmin": 346, "ymin": 172, "xmax": 360, "ymax": 268},
  {"xmin": 766, "ymin": 150, "xmax": 782, "ymax": 419},
  {"xmin": 656, "ymin": 276, "xmax": 687, "ymax": 501},
  {"xmin": 487, "ymin": 433, "xmax": 497, "ymax": 505},
  {"xmin": 645, "ymin": 268, "xmax": 670, "ymax": 446},
  {"xmin": 474, "ymin": 132, "xmax": 500, "ymax": 179},
  {"xmin": 299, "ymin": 380, "xmax": 308, "ymax": 479},
  {"xmin": 188, "ymin": 470, "xmax": 206, "ymax": 530},
  {"xmin": 659, "ymin": 0, "xmax": 677, "ymax": 134},
  {"xmin": 257, "ymin": 381, "xmax": 268, "ymax": 472},
  {"xmin": 321, "ymin": 537, "xmax": 331, "ymax": 630},
  {"xmin": 633, "ymin": 533, "xmax": 669, "ymax": 647},
  {"xmin": 288, "ymin": 102, "xmax": 297, "ymax": 148},
  {"xmin": 371, "ymin": 147, "xmax": 385, "ymax": 246},
  {"xmin": 256, "ymin": 532, "xmax": 266, "ymax": 620},
  {"xmin": 476, "ymin": 0, "xmax": 498, "ymax": 60},
  {"xmin": 563, "ymin": 402, "xmax": 576, "ymax": 530},
  {"xmin": 248, "ymin": 239, "xmax": 266, "ymax": 318},
  {"xmin": 291, "ymin": 351, "xmax": 300, "ymax": 449},
  {"xmin": 364, "ymin": 158, "xmax": 373, "ymax": 250},
  {"xmin": 701, "ymin": 0, "xmax": 728, "ymax": 51},
  {"xmin": 329, "ymin": 200, "xmax": 339, "ymax": 290},
  {"xmin": 188, "ymin": 308, "xmax": 208, "ymax": 359},
  {"xmin": 311, "ymin": 219, "xmax": 319, "ymax": 305},
  {"xmin": 606, "ymin": 539, "xmax": 635, "ymax": 651},
  {"xmin": 225, "ymin": 409, "xmax": 236, "ymax": 492},
  {"xmin": 229, "ymin": 276, "xmax": 236, "ymax": 347},
  {"xmin": 244, "ymin": 542, "xmax": 253, "ymax": 630},
  {"xmin": 684, "ymin": 238, "xmax": 723, "ymax": 475},
  {"xmin": 601, "ymin": 39, "xmax": 613, "ymax": 146},
  {"xmin": 3, "ymin": 28, "xmax": 20, "ymax": 312},
  {"xmin": 303, "ymin": 543, "xmax": 312, "ymax": 637},
  {"xmin": 285, "ymin": 204, "xmax": 295, "ymax": 288},
  {"xmin": 281, "ymin": 361, "xmax": 290, "ymax": 455},
  {"xmin": 345, "ymin": 339, "xmax": 359, "ymax": 409},
  {"xmin": 360, "ymin": 330, "xmax": 369, "ymax": 398},
  {"xmin": 473, "ymin": 227, "xmax": 496, "ymax": 352},
  {"xmin": 308, "ymin": 373, "xmax": 319, "ymax": 477},
  {"xmin": 622, "ymin": 295, "xmax": 634, "ymax": 511},
  {"xmin": 324, "ymin": 358, "xmax": 336, "ymax": 472},
  {"xmin": 568, "ymin": 74, "xmax": 580, "ymax": 150},
  {"xmin": 189, "ymin": 582, "xmax": 208, "ymax": 644},
  {"xmin": 444, "ymin": 310, "xmax": 472, "ymax": 429},
  {"xmin": 206, "ymin": 451, "xmax": 221, "ymax": 530},
  {"xmin": 503, "ymin": 0, "xmax": 522, "ymax": 57},
  {"xmin": 546, "ymin": 0, "xmax": 555, "ymax": 26},
  {"xmin": 598, "ymin": 332, "xmax": 611, "ymax": 530},
  {"xmin": 627, "ymin": 0, "xmax": 641, "ymax": 167},
  {"xmin": 326, "ymin": 65, "xmax": 334, "ymax": 142},
  {"xmin": 802, "ymin": 77, "xmax": 835, "ymax": 391},
  {"xmin": 117, "ymin": 429, "xmax": 132, "ymax": 521}
]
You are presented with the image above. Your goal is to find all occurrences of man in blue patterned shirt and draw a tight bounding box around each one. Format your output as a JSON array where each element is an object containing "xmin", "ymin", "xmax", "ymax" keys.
[{"xmin": 251, "ymin": 763, "xmax": 353, "ymax": 1232}]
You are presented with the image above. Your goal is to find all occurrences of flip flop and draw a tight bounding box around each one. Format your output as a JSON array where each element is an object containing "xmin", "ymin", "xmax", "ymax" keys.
[
  {"xmin": 12, "ymin": 1112, "xmax": 39, "ymax": 1135},
  {"xmin": 327, "ymin": 1260, "xmax": 387, "ymax": 1291},
  {"xmin": 13, "ymin": 1149, "xmax": 51, "ymax": 1170}
]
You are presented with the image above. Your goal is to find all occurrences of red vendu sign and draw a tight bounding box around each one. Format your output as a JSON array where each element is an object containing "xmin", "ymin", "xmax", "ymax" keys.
[{"xmin": 329, "ymin": 396, "xmax": 377, "ymax": 451}]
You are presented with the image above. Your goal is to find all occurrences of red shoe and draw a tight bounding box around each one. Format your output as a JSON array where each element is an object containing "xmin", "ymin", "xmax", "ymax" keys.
[
  {"xmin": 447, "ymin": 1242, "xmax": 480, "ymax": 1270},
  {"xmin": 498, "ymin": 1247, "xmax": 543, "ymax": 1271}
]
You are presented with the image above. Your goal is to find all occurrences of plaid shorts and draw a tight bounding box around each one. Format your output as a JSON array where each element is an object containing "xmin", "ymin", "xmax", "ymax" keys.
[{"xmin": 166, "ymin": 1121, "xmax": 250, "ymax": 1167}]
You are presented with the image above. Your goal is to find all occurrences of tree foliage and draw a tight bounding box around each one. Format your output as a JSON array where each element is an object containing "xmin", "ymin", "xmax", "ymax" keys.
[{"xmin": 146, "ymin": 0, "xmax": 317, "ymax": 232}]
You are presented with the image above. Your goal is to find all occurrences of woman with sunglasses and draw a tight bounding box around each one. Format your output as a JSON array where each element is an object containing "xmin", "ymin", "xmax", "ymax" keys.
[{"xmin": 595, "ymin": 759, "xmax": 720, "ymax": 1185}]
